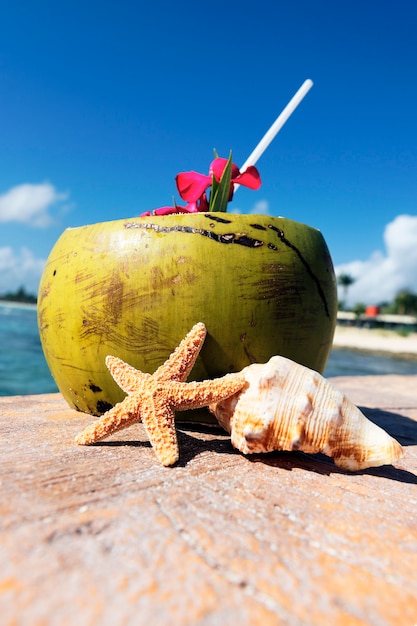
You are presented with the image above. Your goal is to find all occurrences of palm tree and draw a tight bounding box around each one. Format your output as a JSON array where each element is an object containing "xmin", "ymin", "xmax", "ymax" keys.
[
  {"xmin": 337, "ymin": 273, "xmax": 355, "ymax": 309},
  {"xmin": 393, "ymin": 290, "xmax": 417, "ymax": 315}
]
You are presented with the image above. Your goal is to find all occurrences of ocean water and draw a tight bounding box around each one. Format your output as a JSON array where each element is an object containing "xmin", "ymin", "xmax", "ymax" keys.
[
  {"xmin": 0, "ymin": 303, "xmax": 58, "ymax": 396},
  {"xmin": 325, "ymin": 346, "xmax": 417, "ymax": 377},
  {"xmin": 1, "ymin": 303, "xmax": 417, "ymax": 397}
]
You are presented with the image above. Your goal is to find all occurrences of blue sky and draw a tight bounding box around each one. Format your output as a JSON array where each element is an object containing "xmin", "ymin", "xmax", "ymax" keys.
[{"xmin": 1, "ymin": 0, "xmax": 417, "ymax": 305}]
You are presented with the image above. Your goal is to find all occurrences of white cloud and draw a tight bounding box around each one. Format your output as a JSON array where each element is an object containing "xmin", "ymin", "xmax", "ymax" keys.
[
  {"xmin": 0, "ymin": 182, "xmax": 68, "ymax": 227},
  {"xmin": 0, "ymin": 246, "xmax": 45, "ymax": 296},
  {"xmin": 230, "ymin": 199, "xmax": 271, "ymax": 215},
  {"xmin": 249, "ymin": 199, "xmax": 270, "ymax": 215},
  {"xmin": 335, "ymin": 214, "xmax": 417, "ymax": 306}
]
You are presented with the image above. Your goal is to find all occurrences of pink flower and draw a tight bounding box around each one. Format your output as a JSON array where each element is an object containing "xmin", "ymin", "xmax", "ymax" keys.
[
  {"xmin": 140, "ymin": 154, "xmax": 261, "ymax": 217},
  {"xmin": 176, "ymin": 157, "xmax": 261, "ymax": 203}
]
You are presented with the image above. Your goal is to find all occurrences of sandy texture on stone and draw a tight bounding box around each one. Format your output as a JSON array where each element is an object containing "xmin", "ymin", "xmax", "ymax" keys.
[{"xmin": 0, "ymin": 381, "xmax": 416, "ymax": 625}]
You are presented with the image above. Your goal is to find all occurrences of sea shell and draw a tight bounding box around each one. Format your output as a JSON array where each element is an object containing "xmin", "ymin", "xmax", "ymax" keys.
[{"xmin": 210, "ymin": 356, "xmax": 403, "ymax": 471}]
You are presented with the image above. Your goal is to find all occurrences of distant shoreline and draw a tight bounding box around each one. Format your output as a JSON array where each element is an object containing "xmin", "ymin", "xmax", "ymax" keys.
[
  {"xmin": 332, "ymin": 325, "xmax": 417, "ymax": 358},
  {"xmin": 2, "ymin": 300, "xmax": 417, "ymax": 359},
  {"xmin": 0, "ymin": 300, "xmax": 37, "ymax": 311}
]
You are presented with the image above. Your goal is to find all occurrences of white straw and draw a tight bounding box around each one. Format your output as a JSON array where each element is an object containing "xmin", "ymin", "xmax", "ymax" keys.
[{"xmin": 235, "ymin": 79, "xmax": 313, "ymax": 190}]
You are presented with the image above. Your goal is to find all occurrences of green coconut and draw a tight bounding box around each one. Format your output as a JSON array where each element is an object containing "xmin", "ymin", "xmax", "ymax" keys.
[{"xmin": 38, "ymin": 212, "xmax": 337, "ymax": 419}]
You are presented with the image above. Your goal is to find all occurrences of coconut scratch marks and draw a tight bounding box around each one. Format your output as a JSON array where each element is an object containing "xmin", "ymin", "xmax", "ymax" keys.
[
  {"xmin": 124, "ymin": 219, "xmax": 332, "ymax": 317},
  {"xmin": 268, "ymin": 225, "xmax": 331, "ymax": 318},
  {"xmin": 125, "ymin": 222, "xmax": 264, "ymax": 248}
]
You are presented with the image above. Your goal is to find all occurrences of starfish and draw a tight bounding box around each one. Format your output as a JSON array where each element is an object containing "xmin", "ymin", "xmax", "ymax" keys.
[{"xmin": 75, "ymin": 323, "xmax": 246, "ymax": 466}]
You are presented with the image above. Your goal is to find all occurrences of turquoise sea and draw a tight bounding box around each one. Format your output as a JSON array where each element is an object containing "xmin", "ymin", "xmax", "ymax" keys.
[
  {"xmin": 1, "ymin": 302, "xmax": 417, "ymax": 397},
  {"xmin": 0, "ymin": 303, "xmax": 58, "ymax": 396}
]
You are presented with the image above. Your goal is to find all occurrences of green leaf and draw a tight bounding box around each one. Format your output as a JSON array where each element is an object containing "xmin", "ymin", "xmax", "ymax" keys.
[
  {"xmin": 209, "ymin": 151, "xmax": 233, "ymax": 213},
  {"xmin": 209, "ymin": 149, "xmax": 220, "ymax": 208}
]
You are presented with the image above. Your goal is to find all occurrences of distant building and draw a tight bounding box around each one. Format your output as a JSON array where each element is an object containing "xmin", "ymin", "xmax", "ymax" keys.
[{"xmin": 337, "ymin": 311, "xmax": 417, "ymax": 333}]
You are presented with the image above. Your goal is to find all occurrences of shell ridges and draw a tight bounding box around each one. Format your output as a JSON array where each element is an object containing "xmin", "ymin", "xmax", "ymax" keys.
[{"xmin": 210, "ymin": 356, "xmax": 403, "ymax": 471}]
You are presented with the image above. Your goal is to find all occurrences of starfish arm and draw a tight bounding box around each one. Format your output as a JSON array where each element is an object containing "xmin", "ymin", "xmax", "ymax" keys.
[
  {"xmin": 154, "ymin": 322, "xmax": 207, "ymax": 382},
  {"xmin": 106, "ymin": 356, "xmax": 149, "ymax": 394},
  {"xmin": 76, "ymin": 325, "xmax": 244, "ymax": 467},
  {"xmin": 166, "ymin": 373, "xmax": 246, "ymax": 412},
  {"xmin": 140, "ymin": 395, "xmax": 179, "ymax": 467},
  {"xmin": 75, "ymin": 394, "xmax": 142, "ymax": 445}
]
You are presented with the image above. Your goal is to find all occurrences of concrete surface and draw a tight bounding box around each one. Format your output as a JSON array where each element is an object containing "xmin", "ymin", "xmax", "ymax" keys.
[{"xmin": 1, "ymin": 375, "xmax": 416, "ymax": 625}]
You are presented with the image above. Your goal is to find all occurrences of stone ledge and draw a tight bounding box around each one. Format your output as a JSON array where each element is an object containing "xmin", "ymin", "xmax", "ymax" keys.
[{"xmin": 1, "ymin": 376, "xmax": 416, "ymax": 625}]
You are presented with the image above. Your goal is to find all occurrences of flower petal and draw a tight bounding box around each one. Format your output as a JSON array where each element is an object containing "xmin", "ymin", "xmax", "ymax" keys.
[
  {"xmin": 153, "ymin": 206, "xmax": 179, "ymax": 216},
  {"xmin": 176, "ymin": 171, "xmax": 211, "ymax": 202},
  {"xmin": 209, "ymin": 158, "xmax": 227, "ymax": 181},
  {"xmin": 209, "ymin": 158, "xmax": 241, "ymax": 182},
  {"xmin": 197, "ymin": 192, "xmax": 209, "ymax": 212},
  {"xmin": 232, "ymin": 165, "xmax": 261, "ymax": 190}
]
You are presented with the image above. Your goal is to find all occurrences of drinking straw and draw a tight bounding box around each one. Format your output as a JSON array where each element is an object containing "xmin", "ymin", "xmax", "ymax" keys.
[{"xmin": 235, "ymin": 79, "xmax": 314, "ymax": 190}]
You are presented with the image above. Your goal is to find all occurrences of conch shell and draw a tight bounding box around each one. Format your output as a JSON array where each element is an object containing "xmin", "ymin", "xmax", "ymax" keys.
[{"xmin": 210, "ymin": 356, "xmax": 403, "ymax": 471}]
